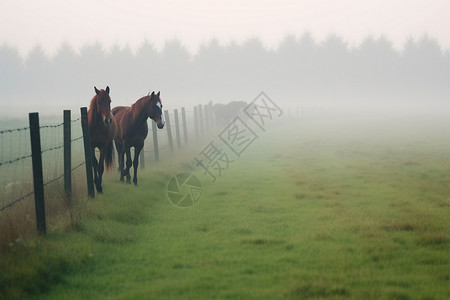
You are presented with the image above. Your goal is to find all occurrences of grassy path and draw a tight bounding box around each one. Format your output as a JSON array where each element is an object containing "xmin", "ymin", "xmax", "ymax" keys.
[{"xmin": 2, "ymin": 115, "xmax": 449, "ymax": 299}]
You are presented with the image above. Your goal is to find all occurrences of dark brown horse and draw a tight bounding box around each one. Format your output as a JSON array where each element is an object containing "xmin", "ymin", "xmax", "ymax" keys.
[
  {"xmin": 112, "ymin": 91, "xmax": 165, "ymax": 185},
  {"xmin": 88, "ymin": 86, "xmax": 117, "ymax": 193}
]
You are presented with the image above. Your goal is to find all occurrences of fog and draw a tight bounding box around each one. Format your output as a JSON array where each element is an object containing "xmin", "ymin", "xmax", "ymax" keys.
[{"xmin": 0, "ymin": 33, "xmax": 449, "ymax": 118}]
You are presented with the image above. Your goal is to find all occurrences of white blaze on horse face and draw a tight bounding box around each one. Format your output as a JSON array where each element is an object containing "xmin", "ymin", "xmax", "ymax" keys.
[
  {"xmin": 157, "ymin": 101, "xmax": 165, "ymax": 125},
  {"xmin": 158, "ymin": 108, "xmax": 165, "ymax": 129}
]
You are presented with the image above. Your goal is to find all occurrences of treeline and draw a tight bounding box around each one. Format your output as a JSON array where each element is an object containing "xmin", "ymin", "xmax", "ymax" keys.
[{"xmin": 1, "ymin": 33, "xmax": 450, "ymax": 114}]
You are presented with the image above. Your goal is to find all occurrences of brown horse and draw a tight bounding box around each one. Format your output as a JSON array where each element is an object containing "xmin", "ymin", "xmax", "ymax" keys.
[
  {"xmin": 112, "ymin": 91, "xmax": 165, "ymax": 185},
  {"xmin": 88, "ymin": 86, "xmax": 117, "ymax": 193}
]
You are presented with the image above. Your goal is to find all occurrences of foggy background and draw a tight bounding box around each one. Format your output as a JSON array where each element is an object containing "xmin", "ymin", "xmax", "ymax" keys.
[
  {"xmin": 0, "ymin": 0, "xmax": 449, "ymax": 118},
  {"xmin": 1, "ymin": 34, "xmax": 449, "ymax": 117}
]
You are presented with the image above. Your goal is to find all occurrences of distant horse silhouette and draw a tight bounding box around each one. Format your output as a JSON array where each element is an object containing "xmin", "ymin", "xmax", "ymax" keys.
[
  {"xmin": 213, "ymin": 101, "xmax": 248, "ymax": 125},
  {"xmin": 112, "ymin": 91, "xmax": 165, "ymax": 185},
  {"xmin": 88, "ymin": 86, "xmax": 117, "ymax": 193}
]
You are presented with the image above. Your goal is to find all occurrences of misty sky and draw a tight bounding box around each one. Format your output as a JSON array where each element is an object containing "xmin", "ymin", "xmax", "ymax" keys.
[{"xmin": 1, "ymin": 0, "xmax": 449, "ymax": 58}]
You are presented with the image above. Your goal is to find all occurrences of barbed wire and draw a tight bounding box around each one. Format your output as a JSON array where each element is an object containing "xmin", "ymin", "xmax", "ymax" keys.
[
  {"xmin": 40, "ymin": 122, "xmax": 64, "ymax": 129},
  {"xmin": 41, "ymin": 144, "xmax": 64, "ymax": 154},
  {"xmin": 0, "ymin": 191, "xmax": 34, "ymax": 212},
  {"xmin": 71, "ymin": 135, "xmax": 83, "ymax": 142},
  {"xmin": 72, "ymin": 161, "xmax": 85, "ymax": 171},
  {"xmin": 0, "ymin": 154, "xmax": 32, "ymax": 167},
  {"xmin": 0, "ymin": 127, "xmax": 29, "ymax": 135},
  {"xmin": 43, "ymin": 173, "xmax": 64, "ymax": 187},
  {"xmin": 0, "ymin": 160, "xmax": 86, "ymax": 213},
  {"xmin": 0, "ymin": 116, "xmax": 79, "ymax": 135},
  {"xmin": 0, "ymin": 124, "xmax": 85, "ymax": 213}
]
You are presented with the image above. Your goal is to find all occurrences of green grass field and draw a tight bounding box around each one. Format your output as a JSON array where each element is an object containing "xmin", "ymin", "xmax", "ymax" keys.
[{"xmin": 1, "ymin": 112, "xmax": 449, "ymax": 299}]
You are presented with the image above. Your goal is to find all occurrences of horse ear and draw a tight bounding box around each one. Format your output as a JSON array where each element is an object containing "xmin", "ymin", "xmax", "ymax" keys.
[
  {"xmin": 94, "ymin": 86, "xmax": 100, "ymax": 95},
  {"xmin": 157, "ymin": 91, "xmax": 160, "ymax": 97},
  {"xmin": 151, "ymin": 91, "xmax": 155, "ymax": 96},
  {"xmin": 106, "ymin": 86, "xmax": 110, "ymax": 94}
]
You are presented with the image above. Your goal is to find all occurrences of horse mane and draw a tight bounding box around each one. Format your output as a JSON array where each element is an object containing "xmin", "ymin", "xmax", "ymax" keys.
[
  {"xmin": 130, "ymin": 95, "xmax": 150, "ymax": 111},
  {"xmin": 130, "ymin": 94, "xmax": 161, "ymax": 113},
  {"xmin": 88, "ymin": 94, "xmax": 98, "ymax": 125}
]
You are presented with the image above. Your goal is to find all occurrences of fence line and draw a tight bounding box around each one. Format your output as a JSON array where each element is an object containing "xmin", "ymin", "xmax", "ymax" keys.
[
  {"xmin": 1, "ymin": 102, "xmax": 343, "ymax": 236},
  {"xmin": 0, "ymin": 104, "xmax": 219, "ymax": 235}
]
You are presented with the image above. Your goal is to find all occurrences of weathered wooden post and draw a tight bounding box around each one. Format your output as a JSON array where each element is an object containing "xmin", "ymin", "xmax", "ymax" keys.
[
  {"xmin": 174, "ymin": 109, "xmax": 181, "ymax": 149},
  {"xmin": 140, "ymin": 121, "xmax": 146, "ymax": 169},
  {"xmin": 80, "ymin": 107, "xmax": 95, "ymax": 198},
  {"xmin": 152, "ymin": 121, "xmax": 159, "ymax": 162},
  {"xmin": 204, "ymin": 104, "xmax": 210, "ymax": 130},
  {"xmin": 63, "ymin": 110, "xmax": 72, "ymax": 204},
  {"xmin": 181, "ymin": 107, "xmax": 188, "ymax": 144},
  {"xmin": 29, "ymin": 112, "xmax": 46, "ymax": 235},
  {"xmin": 198, "ymin": 104, "xmax": 204, "ymax": 134},
  {"xmin": 208, "ymin": 101, "xmax": 214, "ymax": 128},
  {"xmin": 164, "ymin": 110, "xmax": 174, "ymax": 153},
  {"xmin": 194, "ymin": 106, "xmax": 199, "ymax": 140}
]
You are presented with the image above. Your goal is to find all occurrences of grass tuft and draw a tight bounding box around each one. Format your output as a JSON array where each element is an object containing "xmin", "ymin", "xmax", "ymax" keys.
[
  {"xmin": 285, "ymin": 281, "xmax": 350, "ymax": 298},
  {"xmin": 382, "ymin": 222, "xmax": 416, "ymax": 232}
]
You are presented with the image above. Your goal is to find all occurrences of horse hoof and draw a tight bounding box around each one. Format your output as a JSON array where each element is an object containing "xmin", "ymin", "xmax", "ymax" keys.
[
  {"xmin": 126, "ymin": 179, "xmax": 131, "ymax": 184},
  {"xmin": 133, "ymin": 181, "xmax": 138, "ymax": 186},
  {"xmin": 120, "ymin": 178, "xmax": 124, "ymax": 182}
]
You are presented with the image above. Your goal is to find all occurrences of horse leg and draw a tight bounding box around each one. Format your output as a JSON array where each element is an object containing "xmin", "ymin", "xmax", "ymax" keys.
[
  {"xmin": 132, "ymin": 144, "xmax": 143, "ymax": 186},
  {"xmin": 96, "ymin": 149, "xmax": 105, "ymax": 193},
  {"xmin": 91, "ymin": 147, "xmax": 100, "ymax": 193},
  {"xmin": 123, "ymin": 145, "xmax": 132, "ymax": 184},
  {"xmin": 115, "ymin": 141, "xmax": 125, "ymax": 181}
]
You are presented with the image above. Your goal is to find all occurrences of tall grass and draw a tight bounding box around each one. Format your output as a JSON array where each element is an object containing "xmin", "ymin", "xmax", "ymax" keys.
[{"xmin": 0, "ymin": 168, "xmax": 88, "ymax": 252}]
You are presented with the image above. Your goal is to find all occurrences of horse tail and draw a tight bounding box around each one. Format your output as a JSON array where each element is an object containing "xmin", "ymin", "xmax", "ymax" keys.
[{"xmin": 105, "ymin": 140, "xmax": 114, "ymax": 171}]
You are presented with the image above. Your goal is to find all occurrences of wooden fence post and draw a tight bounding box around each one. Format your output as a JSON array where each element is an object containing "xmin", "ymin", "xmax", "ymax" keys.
[
  {"xmin": 208, "ymin": 101, "xmax": 214, "ymax": 128},
  {"xmin": 181, "ymin": 107, "xmax": 188, "ymax": 144},
  {"xmin": 198, "ymin": 104, "xmax": 204, "ymax": 134},
  {"xmin": 63, "ymin": 110, "xmax": 72, "ymax": 205},
  {"xmin": 204, "ymin": 104, "xmax": 210, "ymax": 129},
  {"xmin": 194, "ymin": 106, "xmax": 199, "ymax": 140},
  {"xmin": 29, "ymin": 112, "xmax": 46, "ymax": 235},
  {"xmin": 140, "ymin": 119, "xmax": 146, "ymax": 169},
  {"xmin": 174, "ymin": 109, "xmax": 181, "ymax": 149},
  {"xmin": 164, "ymin": 110, "xmax": 174, "ymax": 153},
  {"xmin": 152, "ymin": 121, "xmax": 159, "ymax": 162},
  {"xmin": 80, "ymin": 107, "xmax": 95, "ymax": 198}
]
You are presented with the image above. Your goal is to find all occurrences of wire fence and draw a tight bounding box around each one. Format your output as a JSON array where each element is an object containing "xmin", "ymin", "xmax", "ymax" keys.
[
  {"xmin": 1, "ymin": 99, "xmax": 340, "ymax": 219},
  {"xmin": 0, "ymin": 101, "xmax": 344, "ymax": 238},
  {"xmin": 0, "ymin": 105, "xmax": 207, "ymax": 214},
  {"xmin": 142, "ymin": 104, "xmax": 217, "ymax": 161},
  {"xmin": 0, "ymin": 102, "xmax": 335, "ymax": 213},
  {"xmin": 0, "ymin": 114, "xmax": 84, "ymax": 212}
]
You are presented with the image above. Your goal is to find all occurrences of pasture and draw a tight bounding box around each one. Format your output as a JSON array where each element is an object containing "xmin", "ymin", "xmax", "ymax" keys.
[{"xmin": 1, "ymin": 110, "xmax": 449, "ymax": 299}]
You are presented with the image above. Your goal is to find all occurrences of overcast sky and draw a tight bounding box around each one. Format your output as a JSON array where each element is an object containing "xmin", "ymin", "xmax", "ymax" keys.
[{"xmin": 0, "ymin": 0, "xmax": 449, "ymax": 58}]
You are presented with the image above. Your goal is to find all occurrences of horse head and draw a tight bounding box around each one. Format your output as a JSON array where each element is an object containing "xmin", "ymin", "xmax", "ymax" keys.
[
  {"xmin": 148, "ymin": 91, "xmax": 165, "ymax": 129},
  {"xmin": 94, "ymin": 86, "xmax": 113, "ymax": 126}
]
